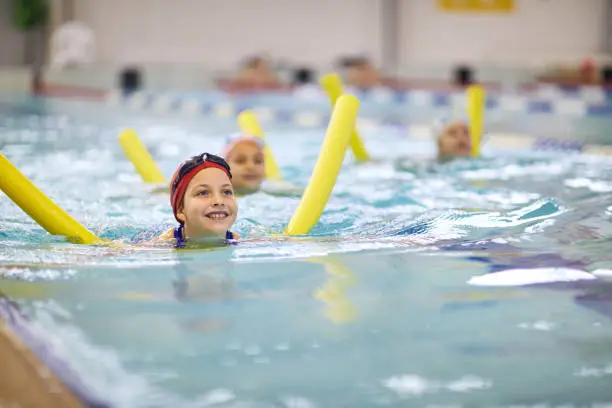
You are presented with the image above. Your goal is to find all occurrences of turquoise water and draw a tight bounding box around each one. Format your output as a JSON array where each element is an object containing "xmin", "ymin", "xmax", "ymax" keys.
[{"xmin": 2, "ymin": 97, "xmax": 612, "ymax": 407}]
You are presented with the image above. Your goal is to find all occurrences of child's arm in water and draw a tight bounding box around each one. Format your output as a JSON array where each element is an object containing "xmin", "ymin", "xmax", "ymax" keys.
[
  {"xmin": 158, "ymin": 228, "xmax": 175, "ymax": 240},
  {"xmin": 133, "ymin": 228, "xmax": 175, "ymax": 247}
]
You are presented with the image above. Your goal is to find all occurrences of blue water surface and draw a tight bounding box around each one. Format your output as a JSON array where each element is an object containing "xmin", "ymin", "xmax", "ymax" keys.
[{"xmin": 1, "ymin": 96, "xmax": 612, "ymax": 407}]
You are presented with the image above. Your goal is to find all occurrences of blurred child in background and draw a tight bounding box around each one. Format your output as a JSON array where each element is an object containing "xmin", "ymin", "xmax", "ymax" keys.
[
  {"xmin": 222, "ymin": 133, "xmax": 266, "ymax": 195},
  {"xmin": 435, "ymin": 117, "xmax": 472, "ymax": 162},
  {"xmin": 235, "ymin": 55, "xmax": 280, "ymax": 88},
  {"xmin": 394, "ymin": 116, "xmax": 474, "ymax": 172}
]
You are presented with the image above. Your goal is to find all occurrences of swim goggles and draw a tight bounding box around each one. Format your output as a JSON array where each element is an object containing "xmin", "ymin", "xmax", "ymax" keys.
[{"xmin": 171, "ymin": 153, "xmax": 232, "ymax": 194}]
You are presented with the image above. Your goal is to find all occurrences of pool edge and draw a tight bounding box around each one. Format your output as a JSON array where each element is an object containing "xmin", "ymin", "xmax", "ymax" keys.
[{"xmin": 0, "ymin": 295, "xmax": 111, "ymax": 408}]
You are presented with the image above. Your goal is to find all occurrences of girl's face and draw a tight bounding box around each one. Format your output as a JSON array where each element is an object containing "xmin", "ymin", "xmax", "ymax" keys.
[
  {"xmin": 226, "ymin": 142, "xmax": 265, "ymax": 194},
  {"xmin": 438, "ymin": 121, "xmax": 471, "ymax": 158},
  {"xmin": 176, "ymin": 168, "xmax": 238, "ymax": 238}
]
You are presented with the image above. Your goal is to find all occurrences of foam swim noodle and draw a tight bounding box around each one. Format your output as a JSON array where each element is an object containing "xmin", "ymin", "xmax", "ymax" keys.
[
  {"xmin": 466, "ymin": 85, "xmax": 486, "ymax": 157},
  {"xmin": 0, "ymin": 154, "xmax": 100, "ymax": 244},
  {"xmin": 118, "ymin": 129, "xmax": 166, "ymax": 184},
  {"xmin": 285, "ymin": 95, "xmax": 359, "ymax": 235},
  {"xmin": 320, "ymin": 73, "xmax": 370, "ymax": 162}
]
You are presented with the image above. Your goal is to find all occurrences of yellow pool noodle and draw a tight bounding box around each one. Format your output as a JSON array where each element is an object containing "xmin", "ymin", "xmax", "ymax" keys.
[
  {"xmin": 309, "ymin": 257, "xmax": 357, "ymax": 324},
  {"xmin": 285, "ymin": 95, "xmax": 359, "ymax": 235},
  {"xmin": 466, "ymin": 85, "xmax": 486, "ymax": 157},
  {"xmin": 0, "ymin": 154, "xmax": 100, "ymax": 244},
  {"xmin": 320, "ymin": 73, "xmax": 370, "ymax": 162},
  {"xmin": 237, "ymin": 111, "xmax": 282, "ymax": 181},
  {"xmin": 314, "ymin": 279, "xmax": 357, "ymax": 323},
  {"xmin": 118, "ymin": 129, "xmax": 166, "ymax": 184}
]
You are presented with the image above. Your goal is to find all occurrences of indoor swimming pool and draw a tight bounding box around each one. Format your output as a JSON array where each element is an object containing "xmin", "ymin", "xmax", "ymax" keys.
[{"xmin": 1, "ymin": 95, "xmax": 612, "ymax": 407}]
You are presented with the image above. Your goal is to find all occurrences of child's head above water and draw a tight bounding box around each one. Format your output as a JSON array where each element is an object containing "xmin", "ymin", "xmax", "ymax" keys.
[
  {"xmin": 222, "ymin": 133, "xmax": 265, "ymax": 194},
  {"xmin": 170, "ymin": 153, "xmax": 238, "ymax": 240},
  {"xmin": 434, "ymin": 116, "xmax": 472, "ymax": 159}
]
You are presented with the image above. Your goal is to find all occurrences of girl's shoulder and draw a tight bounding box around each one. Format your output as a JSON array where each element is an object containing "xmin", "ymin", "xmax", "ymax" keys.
[
  {"xmin": 144, "ymin": 228, "xmax": 239, "ymax": 246},
  {"xmin": 141, "ymin": 228, "xmax": 175, "ymax": 245},
  {"xmin": 161, "ymin": 228, "xmax": 240, "ymax": 242},
  {"xmin": 134, "ymin": 227, "xmax": 175, "ymax": 247},
  {"xmin": 158, "ymin": 228, "xmax": 176, "ymax": 240}
]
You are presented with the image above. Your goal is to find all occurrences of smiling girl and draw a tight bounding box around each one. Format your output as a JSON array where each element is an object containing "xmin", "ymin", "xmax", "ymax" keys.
[{"xmin": 156, "ymin": 153, "xmax": 240, "ymax": 247}]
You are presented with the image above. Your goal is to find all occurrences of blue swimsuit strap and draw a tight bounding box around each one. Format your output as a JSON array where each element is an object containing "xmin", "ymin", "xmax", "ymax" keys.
[
  {"xmin": 174, "ymin": 225, "xmax": 234, "ymax": 248},
  {"xmin": 174, "ymin": 224, "xmax": 186, "ymax": 248}
]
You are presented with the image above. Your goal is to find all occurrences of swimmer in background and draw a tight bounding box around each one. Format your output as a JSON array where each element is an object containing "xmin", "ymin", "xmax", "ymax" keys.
[
  {"xmin": 152, "ymin": 153, "xmax": 240, "ymax": 247},
  {"xmin": 435, "ymin": 117, "xmax": 472, "ymax": 162},
  {"xmin": 149, "ymin": 133, "xmax": 265, "ymax": 196},
  {"xmin": 235, "ymin": 55, "xmax": 280, "ymax": 88},
  {"xmin": 340, "ymin": 56, "xmax": 382, "ymax": 91},
  {"xmin": 222, "ymin": 132, "xmax": 266, "ymax": 196},
  {"xmin": 394, "ymin": 116, "xmax": 473, "ymax": 172},
  {"xmin": 222, "ymin": 132, "xmax": 304, "ymax": 197},
  {"xmin": 150, "ymin": 133, "xmax": 299, "ymax": 198}
]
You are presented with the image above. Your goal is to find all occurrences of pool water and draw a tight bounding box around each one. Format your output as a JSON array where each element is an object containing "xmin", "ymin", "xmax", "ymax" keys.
[{"xmin": 2, "ymin": 96, "xmax": 612, "ymax": 407}]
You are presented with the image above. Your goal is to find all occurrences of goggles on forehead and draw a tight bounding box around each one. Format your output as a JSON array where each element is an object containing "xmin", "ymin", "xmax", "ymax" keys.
[{"xmin": 171, "ymin": 153, "xmax": 232, "ymax": 194}]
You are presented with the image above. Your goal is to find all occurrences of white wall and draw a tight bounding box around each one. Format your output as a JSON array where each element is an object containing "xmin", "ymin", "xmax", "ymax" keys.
[
  {"xmin": 0, "ymin": 68, "xmax": 32, "ymax": 92},
  {"xmin": 399, "ymin": 0, "xmax": 607, "ymax": 65},
  {"xmin": 0, "ymin": 0, "xmax": 27, "ymax": 66},
  {"xmin": 71, "ymin": 0, "xmax": 607, "ymax": 71},
  {"xmin": 73, "ymin": 0, "xmax": 382, "ymax": 70}
]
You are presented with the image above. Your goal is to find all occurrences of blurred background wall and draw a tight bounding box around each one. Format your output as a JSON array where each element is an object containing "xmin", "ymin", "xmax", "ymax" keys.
[
  {"xmin": 399, "ymin": 0, "xmax": 605, "ymax": 65},
  {"xmin": 68, "ymin": 0, "xmax": 606, "ymax": 69},
  {"xmin": 0, "ymin": 0, "xmax": 27, "ymax": 66},
  {"xmin": 71, "ymin": 0, "xmax": 383, "ymax": 69},
  {"xmin": 3, "ymin": 0, "xmax": 611, "ymax": 93}
]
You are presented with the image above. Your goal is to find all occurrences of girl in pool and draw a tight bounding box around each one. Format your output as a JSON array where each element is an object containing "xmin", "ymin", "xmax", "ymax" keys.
[
  {"xmin": 394, "ymin": 116, "xmax": 473, "ymax": 173},
  {"xmin": 155, "ymin": 152, "xmax": 240, "ymax": 247},
  {"xmin": 435, "ymin": 117, "xmax": 472, "ymax": 162},
  {"xmin": 222, "ymin": 132, "xmax": 266, "ymax": 195},
  {"xmin": 221, "ymin": 132, "xmax": 303, "ymax": 197}
]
